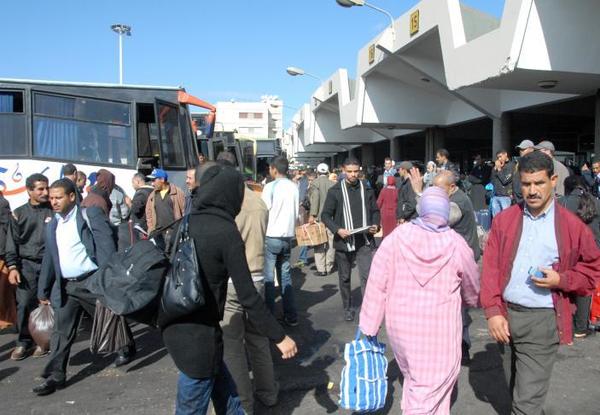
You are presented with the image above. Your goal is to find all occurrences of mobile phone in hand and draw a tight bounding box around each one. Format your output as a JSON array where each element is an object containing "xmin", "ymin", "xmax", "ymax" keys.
[{"xmin": 528, "ymin": 266, "xmax": 544, "ymax": 280}]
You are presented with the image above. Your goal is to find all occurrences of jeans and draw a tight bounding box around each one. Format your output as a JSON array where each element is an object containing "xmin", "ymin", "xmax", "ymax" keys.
[
  {"xmin": 264, "ymin": 237, "xmax": 297, "ymax": 320},
  {"xmin": 298, "ymin": 246, "xmax": 309, "ymax": 264},
  {"xmin": 176, "ymin": 362, "xmax": 244, "ymax": 415},
  {"xmin": 490, "ymin": 196, "xmax": 512, "ymax": 217}
]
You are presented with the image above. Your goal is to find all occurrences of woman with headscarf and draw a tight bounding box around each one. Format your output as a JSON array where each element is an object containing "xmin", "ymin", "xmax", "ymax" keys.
[
  {"xmin": 376, "ymin": 175, "xmax": 399, "ymax": 238},
  {"xmin": 359, "ymin": 186, "xmax": 480, "ymax": 414},
  {"xmin": 81, "ymin": 168, "xmax": 115, "ymax": 216},
  {"xmin": 162, "ymin": 163, "xmax": 297, "ymax": 415}
]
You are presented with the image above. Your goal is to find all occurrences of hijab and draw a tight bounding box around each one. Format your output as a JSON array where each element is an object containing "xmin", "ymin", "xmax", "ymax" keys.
[
  {"xmin": 81, "ymin": 168, "xmax": 115, "ymax": 215},
  {"xmin": 386, "ymin": 175, "xmax": 396, "ymax": 187},
  {"xmin": 191, "ymin": 164, "xmax": 245, "ymax": 222},
  {"xmin": 411, "ymin": 186, "xmax": 450, "ymax": 233}
]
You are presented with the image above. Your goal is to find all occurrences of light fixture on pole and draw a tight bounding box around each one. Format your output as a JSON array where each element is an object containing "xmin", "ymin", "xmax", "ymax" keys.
[
  {"xmin": 336, "ymin": 0, "xmax": 396, "ymax": 50},
  {"xmin": 110, "ymin": 24, "xmax": 132, "ymax": 85},
  {"xmin": 286, "ymin": 66, "xmax": 324, "ymax": 84}
]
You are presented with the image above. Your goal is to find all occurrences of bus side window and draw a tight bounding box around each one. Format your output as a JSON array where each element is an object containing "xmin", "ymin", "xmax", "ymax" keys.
[
  {"xmin": 0, "ymin": 90, "xmax": 27, "ymax": 155},
  {"xmin": 137, "ymin": 103, "xmax": 159, "ymax": 158}
]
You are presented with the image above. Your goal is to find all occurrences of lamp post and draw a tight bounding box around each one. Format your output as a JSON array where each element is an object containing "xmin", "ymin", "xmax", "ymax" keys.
[
  {"xmin": 335, "ymin": 0, "xmax": 395, "ymax": 39},
  {"xmin": 110, "ymin": 24, "xmax": 132, "ymax": 85},
  {"xmin": 286, "ymin": 67, "xmax": 324, "ymax": 84}
]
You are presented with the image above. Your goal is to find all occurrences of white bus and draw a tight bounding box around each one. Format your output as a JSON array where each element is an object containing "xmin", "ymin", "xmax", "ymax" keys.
[{"xmin": 0, "ymin": 78, "xmax": 215, "ymax": 209}]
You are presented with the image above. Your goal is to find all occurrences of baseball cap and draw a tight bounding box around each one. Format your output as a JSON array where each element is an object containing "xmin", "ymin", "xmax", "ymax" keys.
[
  {"xmin": 398, "ymin": 161, "xmax": 413, "ymax": 171},
  {"xmin": 317, "ymin": 163, "xmax": 329, "ymax": 174},
  {"xmin": 534, "ymin": 140, "xmax": 555, "ymax": 152},
  {"xmin": 147, "ymin": 168, "xmax": 168, "ymax": 181},
  {"xmin": 515, "ymin": 139, "xmax": 534, "ymax": 150}
]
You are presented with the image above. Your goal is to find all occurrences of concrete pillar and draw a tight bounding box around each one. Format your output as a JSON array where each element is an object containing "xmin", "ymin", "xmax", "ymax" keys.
[
  {"xmin": 362, "ymin": 144, "xmax": 375, "ymax": 167},
  {"xmin": 330, "ymin": 156, "xmax": 335, "ymax": 169},
  {"xmin": 425, "ymin": 127, "xmax": 445, "ymax": 161},
  {"xmin": 595, "ymin": 90, "xmax": 600, "ymax": 159},
  {"xmin": 389, "ymin": 137, "xmax": 400, "ymax": 161},
  {"xmin": 492, "ymin": 113, "xmax": 511, "ymax": 156},
  {"xmin": 348, "ymin": 147, "xmax": 355, "ymax": 159}
]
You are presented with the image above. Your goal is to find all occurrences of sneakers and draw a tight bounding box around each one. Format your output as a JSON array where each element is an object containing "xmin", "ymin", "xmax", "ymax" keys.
[
  {"xmin": 344, "ymin": 310, "xmax": 355, "ymax": 322},
  {"xmin": 574, "ymin": 329, "xmax": 592, "ymax": 339},
  {"xmin": 315, "ymin": 271, "xmax": 328, "ymax": 277},
  {"xmin": 283, "ymin": 316, "xmax": 299, "ymax": 327},
  {"xmin": 10, "ymin": 346, "xmax": 32, "ymax": 361},
  {"xmin": 32, "ymin": 346, "xmax": 49, "ymax": 358}
]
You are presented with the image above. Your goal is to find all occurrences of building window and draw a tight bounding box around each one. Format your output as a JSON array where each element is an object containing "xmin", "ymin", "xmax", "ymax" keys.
[
  {"xmin": 33, "ymin": 93, "xmax": 133, "ymax": 165},
  {"xmin": 253, "ymin": 112, "xmax": 263, "ymax": 119},
  {"xmin": 239, "ymin": 112, "xmax": 248, "ymax": 119},
  {"xmin": 0, "ymin": 90, "xmax": 26, "ymax": 155}
]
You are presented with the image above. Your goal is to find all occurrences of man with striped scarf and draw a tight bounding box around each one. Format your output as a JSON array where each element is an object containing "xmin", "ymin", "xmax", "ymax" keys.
[{"xmin": 322, "ymin": 158, "xmax": 381, "ymax": 322}]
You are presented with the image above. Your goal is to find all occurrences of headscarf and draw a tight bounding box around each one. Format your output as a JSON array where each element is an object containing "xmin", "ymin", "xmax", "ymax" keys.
[
  {"xmin": 386, "ymin": 175, "xmax": 395, "ymax": 187},
  {"xmin": 411, "ymin": 186, "xmax": 450, "ymax": 233},
  {"xmin": 191, "ymin": 164, "xmax": 245, "ymax": 223},
  {"xmin": 81, "ymin": 169, "xmax": 115, "ymax": 216}
]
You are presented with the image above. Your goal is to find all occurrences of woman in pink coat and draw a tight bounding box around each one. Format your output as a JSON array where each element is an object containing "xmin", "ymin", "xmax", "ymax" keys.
[
  {"xmin": 377, "ymin": 175, "xmax": 398, "ymax": 239},
  {"xmin": 359, "ymin": 186, "xmax": 480, "ymax": 415}
]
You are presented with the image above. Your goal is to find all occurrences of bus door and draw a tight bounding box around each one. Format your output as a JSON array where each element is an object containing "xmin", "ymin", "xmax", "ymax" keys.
[{"xmin": 154, "ymin": 99, "xmax": 186, "ymax": 170}]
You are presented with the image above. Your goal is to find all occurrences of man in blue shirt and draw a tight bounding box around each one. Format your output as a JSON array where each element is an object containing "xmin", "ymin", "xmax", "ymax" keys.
[{"xmin": 33, "ymin": 179, "xmax": 135, "ymax": 396}]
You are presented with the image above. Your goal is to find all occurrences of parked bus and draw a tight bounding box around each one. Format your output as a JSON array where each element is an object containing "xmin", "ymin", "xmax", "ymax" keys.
[{"xmin": 0, "ymin": 78, "xmax": 215, "ymax": 209}]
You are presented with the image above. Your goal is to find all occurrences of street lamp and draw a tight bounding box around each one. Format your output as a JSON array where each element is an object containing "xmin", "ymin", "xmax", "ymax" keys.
[
  {"xmin": 286, "ymin": 67, "xmax": 324, "ymax": 83},
  {"xmin": 111, "ymin": 24, "xmax": 132, "ymax": 85},
  {"xmin": 336, "ymin": 0, "xmax": 395, "ymax": 41}
]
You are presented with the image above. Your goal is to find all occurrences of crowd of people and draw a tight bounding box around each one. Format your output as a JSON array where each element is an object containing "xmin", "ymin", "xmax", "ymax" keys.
[{"xmin": 0, "ymin": 138, "xmax": 599, "ymax": 414}]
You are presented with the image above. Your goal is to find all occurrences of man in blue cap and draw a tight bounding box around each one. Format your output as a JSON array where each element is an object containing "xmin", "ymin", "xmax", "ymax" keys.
[{"xmin": 145, "ymin": 168, "xmax": 185, "ymax": 253}]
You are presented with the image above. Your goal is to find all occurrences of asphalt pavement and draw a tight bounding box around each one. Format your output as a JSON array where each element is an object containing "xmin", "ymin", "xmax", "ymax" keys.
[{"xmin": 1, "ymin": 247, "xmax": 600, "ymax": 414}]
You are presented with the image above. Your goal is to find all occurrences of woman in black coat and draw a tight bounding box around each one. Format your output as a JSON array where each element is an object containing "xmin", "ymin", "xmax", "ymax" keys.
[{"xmin": 161, "ymin": 163, "xmax": 297, "ymax": 415}]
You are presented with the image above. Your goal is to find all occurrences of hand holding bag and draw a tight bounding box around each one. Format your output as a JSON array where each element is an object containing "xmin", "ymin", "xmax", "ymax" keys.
[
  {"xmin": 339, "ymin": 328, "xmax": 388, "ymax": 412},
  {"xmin": 158, "ymin": 214, "xmax": 204, "ymax": 328}
]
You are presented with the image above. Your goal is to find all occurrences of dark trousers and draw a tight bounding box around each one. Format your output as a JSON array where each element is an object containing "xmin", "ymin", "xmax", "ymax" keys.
[
  {"xmin": 15, "ymin": 259, "xmax": 42, "ymax": 348},
  {"xmin": 43, "ymin": 279, "xmax": 135, "ymax": 383},
  {"xmin": 335, "ymin": 244, "xmax": 373, "ymax": 311},
  {"xmin": 500, "ymin": 305, "xmax": 559, "ymax": 415},
  {"xmin": 574, "ymin": 295, "xmax": 592, "ymax": 333}
]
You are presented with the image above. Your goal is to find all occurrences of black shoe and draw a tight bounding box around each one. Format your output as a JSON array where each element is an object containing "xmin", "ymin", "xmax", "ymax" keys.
[
  {"xmin": 345, "ymin": 310, "xmax": 355, "ymax": 322},
  {"xmin": 113, "ymin": 350, "xmax": 135, "ymax": 368},
  {"xmin": 315, "ymin": 271, "xmax": 328, "ymax": 277},
  {"xmin": 283, "ymin": 316, "xmax": 299, "ymax": 327},
  {"xmin": 33, "ymin": 378, "xmax": 65, "ymax": 396},
  {"xmin": 461, "ymin": 342, "xmax": 471, "ymax": 365}
]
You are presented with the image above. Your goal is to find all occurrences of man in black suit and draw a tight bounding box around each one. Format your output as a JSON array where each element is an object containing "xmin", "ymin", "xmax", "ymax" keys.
[{"xmin": 33, "ymin": 179, "xmax": 135, "ymax": 396}]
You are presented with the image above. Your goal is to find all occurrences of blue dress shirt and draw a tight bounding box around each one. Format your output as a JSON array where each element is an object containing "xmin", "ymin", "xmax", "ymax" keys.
[
  {"xmin": 503, "ymin": 202, "xmax": 558, "ymax": 308},
  {"xmin": 56, "ymin": 206, "xmax": 98, "ymax": 279}
]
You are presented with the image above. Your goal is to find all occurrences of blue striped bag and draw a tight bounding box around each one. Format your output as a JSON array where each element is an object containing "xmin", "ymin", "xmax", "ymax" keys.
[{"xmin": 339, "ymin": 328, "xmax": 388, "ymax": 412}]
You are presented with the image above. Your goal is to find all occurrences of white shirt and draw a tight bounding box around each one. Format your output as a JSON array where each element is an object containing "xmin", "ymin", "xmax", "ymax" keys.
[
  {"xmin": 261, "ymin": 178, "xmax": 299, "ymax": 238},
  {"xmin": 56, "ymin": 206, "xmax": 98, "ymax": 279}
]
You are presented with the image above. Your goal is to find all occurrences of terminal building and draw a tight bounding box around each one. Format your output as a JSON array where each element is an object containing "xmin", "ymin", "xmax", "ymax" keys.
[{"xmin": 284, "ymin": 0, "xmax": 600, "ymax": 172}]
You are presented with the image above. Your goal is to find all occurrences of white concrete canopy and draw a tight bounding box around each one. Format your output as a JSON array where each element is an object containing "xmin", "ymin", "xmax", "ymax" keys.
[{"xmin": 291, "ymin": 0, "xmax": 600, "ymax": 156}]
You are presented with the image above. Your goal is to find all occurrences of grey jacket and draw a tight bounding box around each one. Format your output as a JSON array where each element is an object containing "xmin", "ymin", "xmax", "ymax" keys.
[{"xmin": 309, "ymin": 175, "xmax": 334, "ymax": 220}]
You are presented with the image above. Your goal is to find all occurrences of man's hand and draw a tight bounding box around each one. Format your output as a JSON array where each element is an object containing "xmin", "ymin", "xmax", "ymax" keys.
[
  {"xmin": 368, "ymin": 225, "xmax": 379, "ymax": 235},
  {"xmin": 8, "ymin": 269, "xmax": 21, "ymax": 285},
  {"xmin": 408, "ymin": 167, "xmax": 423, "ymax": 194},
  {"xmin": 494, "ymin": 159, "xmax": 504, "ymax": 171},
  {"xmin": 276, "ymin": 336, "xmax": 298, "ymax": 359},
  {"xmin": 531, "ymin": 268, "xmax": 561, "ymax": 289},
  {"xmin": 308, "ymin": 215, "xmax": 316, "ymax": 224},
  {"xmin": 39, "ymin": 299, "xmax": 50, "ymax": 306},
  {"xmin": 337, "ymin": 229, "xmax": 351, "ymax": 239},
  {"xmin": 488, "ymin": 315, "xmax": 510, "ymax": 344}
]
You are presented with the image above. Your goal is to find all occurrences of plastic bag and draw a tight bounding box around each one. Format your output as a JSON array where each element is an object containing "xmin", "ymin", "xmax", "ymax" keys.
[
  {"xmin": 90, "ymin": 300, "xmax": 131, "ymax": 354},
  {"xmin": 28, "ymin": 304, "xmax": 54, "ymax": 350}
]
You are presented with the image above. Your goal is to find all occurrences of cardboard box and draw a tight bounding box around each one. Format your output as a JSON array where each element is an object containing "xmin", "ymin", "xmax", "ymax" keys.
[{"xmin": 295, "ymin": 223, "xmax": 328, "ymax": 247}]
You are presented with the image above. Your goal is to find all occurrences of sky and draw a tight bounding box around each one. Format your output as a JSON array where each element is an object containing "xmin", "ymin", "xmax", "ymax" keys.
[{"xmin": 1, "ymin": 0, "xmax": 505, "ymax": 127}]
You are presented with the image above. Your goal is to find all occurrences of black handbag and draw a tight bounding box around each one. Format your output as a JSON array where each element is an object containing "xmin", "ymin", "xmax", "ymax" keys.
[{"xmin": 157, "ymin": 214, "xmax": 204, "ymax": 328}]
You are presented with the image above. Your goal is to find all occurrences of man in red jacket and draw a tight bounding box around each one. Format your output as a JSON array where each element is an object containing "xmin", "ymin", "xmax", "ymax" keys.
[{"xmin": 480, "ymin": 151, "xmax": 600, "ymax": 415}]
